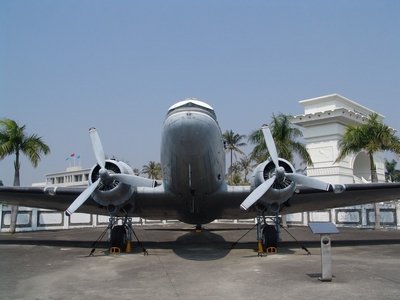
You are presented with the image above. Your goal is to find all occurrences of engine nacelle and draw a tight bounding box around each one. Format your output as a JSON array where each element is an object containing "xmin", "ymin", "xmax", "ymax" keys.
[
  {"xmin": 89, "ymin": 159, "xmax": 135, "ymax": 209},
  {"xmin": 251, "ymin": 158, "xmax": 296, "ymax": 209}
]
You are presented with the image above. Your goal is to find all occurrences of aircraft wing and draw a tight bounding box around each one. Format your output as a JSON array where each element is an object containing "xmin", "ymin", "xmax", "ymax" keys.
[
  {"xmin": 210, "ymin": 182, "xmax": 400, "ymax": 219},
  {"xmin": 0, "ymin": 186, "xmax": 107, "ymax": 215},
  {"xmin": 0, "ymin": 183, "xmax": 399, "ymax": 220},
  {"xmin": 281, "ymin": 182, "xmax": 400, "ymax": 214},
  {"xmin": 0, "ymin": 185, "xmax": 179, "ymax": 219}
]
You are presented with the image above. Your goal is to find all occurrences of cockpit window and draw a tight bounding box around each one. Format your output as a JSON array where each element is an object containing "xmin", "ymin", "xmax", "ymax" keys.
[{"xmin": 167, "ymin": 98, "xmax": 217, "ymax": 120}]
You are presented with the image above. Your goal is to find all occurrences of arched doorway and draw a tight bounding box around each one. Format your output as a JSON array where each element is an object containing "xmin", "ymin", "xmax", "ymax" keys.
[{"xmin": 353, "ymin": 152, "xmax": 371, "ymax": 182}]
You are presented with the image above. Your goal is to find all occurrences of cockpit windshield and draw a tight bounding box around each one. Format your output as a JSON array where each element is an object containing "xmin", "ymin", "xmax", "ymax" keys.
[{"xmin": 167, "ymin": 98, "xmax": 217, "ymax": 120}]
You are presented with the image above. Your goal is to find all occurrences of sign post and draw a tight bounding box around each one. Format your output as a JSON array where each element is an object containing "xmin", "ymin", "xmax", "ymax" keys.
[{"xmin": 308, "ymin": 222, "xmax": 339, "ymax": 282}]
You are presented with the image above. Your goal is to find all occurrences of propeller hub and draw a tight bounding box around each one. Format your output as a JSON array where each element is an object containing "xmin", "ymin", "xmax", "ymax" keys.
[
  {"xmin": 99, "ymin": 168, "xmax": 109, "ymax": 180},
  {"xmin": 275, "ymin": 166, "xmax": 286, "ymax": 182}
]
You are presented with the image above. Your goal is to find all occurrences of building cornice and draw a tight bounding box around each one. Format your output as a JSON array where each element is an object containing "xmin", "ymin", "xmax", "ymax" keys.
[
  {"xmin": 298, "ymin": 93, "xmax": 384, "ymax": 118},
  {"xmin": 291, "ymin": 107, "xmax": 369, "ymax": 127}
]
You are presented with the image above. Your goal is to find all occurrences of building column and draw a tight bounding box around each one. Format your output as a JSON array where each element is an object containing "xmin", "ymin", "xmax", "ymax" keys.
[{"xmin": 31, "ymin": 208, "xmax": 38, "ymax": 231}]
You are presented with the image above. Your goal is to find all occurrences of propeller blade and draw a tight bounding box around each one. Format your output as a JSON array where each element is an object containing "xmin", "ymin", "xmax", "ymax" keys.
[
  {"xmin": 261, "ymin": 125, "xmax": 279, "ymax": 168},
  {"xmin": 65, "ymin": 179, "xmax": 100, "ymax": 216},
  {"xmin": 286, "ymin": 173, "xmax": 331, "ymax": 191},
  {"xmin": 240, "ymin": 176, "xmax": 276, "ymax": 210},
  {"xmin": 109, "ymin": 174, "xmax": 157, "ymax": 188},
  {"xmin": 89, "ymin": 128, "xmax": 106, "ymax": 169}
]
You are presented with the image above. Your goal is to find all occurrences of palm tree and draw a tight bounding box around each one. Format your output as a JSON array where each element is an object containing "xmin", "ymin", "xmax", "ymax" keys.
[
  {"xmin": 336, "ymin": 113, "xmax": 400, "ymax": 229},
  {"xmin": 228, "ymin": 161, "xmax": 242, "ymax": 175},
  {"xmin": 222, "ymin": 130, "xmax": 246, "ymax": 180},
  {"xmin": 237, "ymin": 155, "xmax": 253, "ymax": 184},
  {"xmin": 0, "ymin": 118, "xmax": 50, "ymax": 233},
  {"xmin": 141, "ymin": 161, "xmax": 162, "ymax": 179},
  {"xmin": 230, "ymin": 171, "xmax": 242, "ymax": 185},
  {"xmin": 385, "ymin": 159, "xmax": 400, "ymax": 182},
  {"xmin": 249, "ymin": 113, "xmax": 313, "ymax": 165}
]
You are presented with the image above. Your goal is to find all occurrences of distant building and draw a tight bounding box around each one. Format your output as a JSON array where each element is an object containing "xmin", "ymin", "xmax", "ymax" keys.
[
  {"xmin": 32, "ymin": 166, "xmax": 91, "ymax": 188},
  {"xmin": 45, "ymin": 166, "xmax": 91, "ymax": 187}
]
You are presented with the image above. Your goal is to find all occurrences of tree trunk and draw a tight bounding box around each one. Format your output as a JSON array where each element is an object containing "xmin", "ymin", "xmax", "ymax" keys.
[
  {"xmin": 10, "ymin": 154, "xmax": 20, "ymax": 233},
  {"xmin": 230, "ymin": 150, "xmax": 233, "ymax": 182},
  {"xmin": 9, "ymin": 206, "xmax": 19, "ymax": 233},
  {"xmin": 369, "ymin": 153, "xmax": 381, "ymax": 230}
]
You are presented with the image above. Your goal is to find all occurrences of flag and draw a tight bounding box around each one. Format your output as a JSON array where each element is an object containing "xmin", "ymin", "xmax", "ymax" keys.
[
  {"xmin": 70, "ymin": 153, "xmax": 75, "ymax": 157},
  {"xmin": 77, "ymin": 155, "xmax": 80, "ymax": 159},
  {"xmin": 66, "ymin": 157, "xmax": 70, "ymax": 161}
]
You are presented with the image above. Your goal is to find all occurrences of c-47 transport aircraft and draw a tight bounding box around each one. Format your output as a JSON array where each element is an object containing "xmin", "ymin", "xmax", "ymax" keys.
[{"xmin": 1, "ymin": 99, "xmax": 400, "ymax": 248}]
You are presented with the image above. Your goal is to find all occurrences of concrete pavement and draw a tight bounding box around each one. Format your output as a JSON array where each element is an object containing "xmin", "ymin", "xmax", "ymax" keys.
[{"xmin": 0, "ymin": 224, "xmax": 399, "ymax": 299}]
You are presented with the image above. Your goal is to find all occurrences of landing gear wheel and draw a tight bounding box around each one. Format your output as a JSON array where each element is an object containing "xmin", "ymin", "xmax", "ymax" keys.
[
  {"xmin": 110, "ymin": 225, "xmax": 127, "ymax": 250},
  {"xmin": 262, "ymin": 224, "xmax": 278, "ymax": 250}
]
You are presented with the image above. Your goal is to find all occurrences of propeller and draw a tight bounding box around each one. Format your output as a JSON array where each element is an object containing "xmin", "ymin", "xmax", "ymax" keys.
[
  {"xmin": 240, "ymin": 176, "xmax": 276, "ymax": 210},
  {"xmin": 65, "ymin": 128, "xmax": 155, "ymax": 216},
  {"xmin": 240, "ymin": 125, "xmax": 331, "ymax": 211},
  {"xmin": 90, "ymin": 128, "xmax": 106, "ymax": 169},
  {"xmin": 285, "ymin": 173, "xmax": 330, "ymax": 190},
  {"xmin": 109, "ymin": 173, "xmax": 156, "ymax": 187},
  {"xmin": 262, "ymin": 126, "xmax": 279, "ymax": 168},
  {"xmin": 66, "ymin": 179, "xmax": 100, "ymax": 216}
]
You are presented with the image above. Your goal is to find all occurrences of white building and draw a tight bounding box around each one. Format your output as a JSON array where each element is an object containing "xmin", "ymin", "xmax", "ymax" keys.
[
  {"xmin": 43, "ymin": 166, "xmax": 91, "ymax": 187},
  {"xmin": 286, "ymin": 94, "xmax": 399, "ymax": 228},
  {"xmin": 291, "ymin": 93, "xmax": 386, "ymax": 184}
]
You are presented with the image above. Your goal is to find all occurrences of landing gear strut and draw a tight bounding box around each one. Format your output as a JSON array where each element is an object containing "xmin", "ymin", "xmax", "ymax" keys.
[{"xmin": 108, "ymin": 217, "xmax": 148, "ymax": 255}]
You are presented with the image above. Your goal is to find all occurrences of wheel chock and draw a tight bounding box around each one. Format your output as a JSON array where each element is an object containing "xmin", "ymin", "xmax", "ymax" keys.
[
  {"xmin": 266, "ymin": 247, "xmax": 277, "ymax": 254},
  {"xmin": 110, "ymin": 247, "xmax": 121, "ymax": 254},
  {"xmin": 125, "ymin": 241, "xmax": 132, "ymax": 253},
  {"xmin": 257, "ymin": 240, "xmax": 264, "ymax": 256}
]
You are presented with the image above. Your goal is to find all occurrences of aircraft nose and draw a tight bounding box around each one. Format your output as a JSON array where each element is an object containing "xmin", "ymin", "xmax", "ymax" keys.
[{"xmin": 164, "ymin": 112, "xmax": 213, "ymax": 156}]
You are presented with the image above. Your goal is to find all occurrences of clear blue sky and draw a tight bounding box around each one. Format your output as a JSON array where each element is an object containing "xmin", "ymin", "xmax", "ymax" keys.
[{"xmin": 1, "ymin": 0, "xmax": 400, "ymax": 185}]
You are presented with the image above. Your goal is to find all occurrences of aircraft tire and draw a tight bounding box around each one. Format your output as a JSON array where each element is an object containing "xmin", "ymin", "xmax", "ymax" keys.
[
  {"xmin": 110, "ymin": 225, "xmax": 127, "ymax": 250},
  {"xmin": 262, "ymin": 224, "xmax": 278, "ymax": 249}
]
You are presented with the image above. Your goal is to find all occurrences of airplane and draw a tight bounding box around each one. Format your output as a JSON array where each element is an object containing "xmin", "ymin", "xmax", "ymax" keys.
[{"xmin": 1, "ymin": 98, "xmax": 400, "ymax": 251}]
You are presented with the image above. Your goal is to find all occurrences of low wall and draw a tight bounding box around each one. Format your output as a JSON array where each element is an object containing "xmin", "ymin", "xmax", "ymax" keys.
[
  {"xmin": 286, "ymin": 202, "xmax": 400, "ymax": 228},
  {"xmin": 0, "ymin": 205, "xmax": 141, "ymax": 232},
  {"xmin": 1, "ymin": 201, "xmax": 399, "ymax": 232}
]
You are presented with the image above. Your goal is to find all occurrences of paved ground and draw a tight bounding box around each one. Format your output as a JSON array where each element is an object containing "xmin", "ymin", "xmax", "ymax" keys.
[{"xmin": 0, "ymin": 224, "xmax": 400, "ymax": 300}]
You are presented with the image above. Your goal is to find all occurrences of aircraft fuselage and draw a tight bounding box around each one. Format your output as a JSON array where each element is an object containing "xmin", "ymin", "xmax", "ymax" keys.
[{"xmin": 160, "ymin": 100, "xmax": 226, "ymax": 222}]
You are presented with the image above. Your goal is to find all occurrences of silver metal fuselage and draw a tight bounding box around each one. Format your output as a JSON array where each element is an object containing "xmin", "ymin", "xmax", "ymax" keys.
[{"xmin": 160, "ymin": 104, "xmax": 226, "ymax": 223}]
